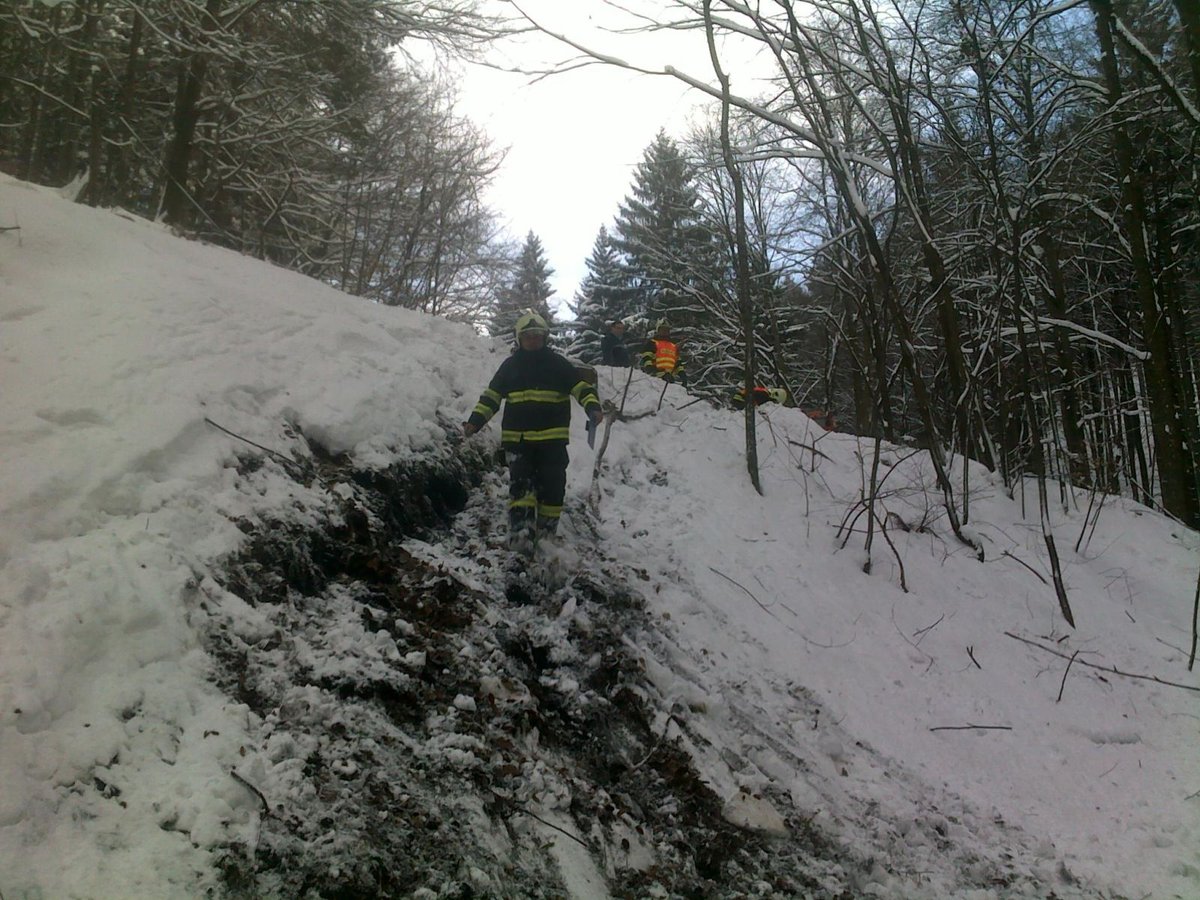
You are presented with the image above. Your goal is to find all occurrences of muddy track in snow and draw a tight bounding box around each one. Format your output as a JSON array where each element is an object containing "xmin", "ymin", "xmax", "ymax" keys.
[{"xmin": 196, "ymin": 432, "xmax": 1083, "ymax": 899}]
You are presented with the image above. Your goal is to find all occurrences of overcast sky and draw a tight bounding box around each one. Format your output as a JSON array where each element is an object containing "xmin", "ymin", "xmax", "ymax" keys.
[
  {"xmin": 455, "ymin": 64, "xmax": 698, "ymax": 311},
  {"xmin": 446, "ymin": 2, "xmax": 732, "ymax": 313}
]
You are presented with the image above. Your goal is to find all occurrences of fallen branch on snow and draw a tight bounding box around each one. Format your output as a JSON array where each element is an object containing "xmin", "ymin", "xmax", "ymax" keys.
[
  {"xmin": 1000, "ymin": 550, "xmax": 1048, "ymax": 585},
  {"xmin": 786, "ymin": 437, "xmax": 832, "ymax": 462},
  {"xmin": 912, "ymin": 613, "xmax": 944, "ymax": 643},
  {"xmin": 709, "ymin": 566, "xmax": 780, "ymax": 621},
  {"xmin": 929, "ymin": 724, "xmax": 1012, "ymax": 732},
  {"xmin": 1005, "ymin": 632, "xmax": 1200, "ymax": 693},
  {"xmin": 1056, "ymin": 649, "xmax": 1082, "ymax": 703},
  {"xmin": 204, "ymin": 416, "xmax": 300, "ymax": 471},
  {"xmin": 231, "ymin": 768, "xmax": 270, "ymax": 816},
  {"xmin": 515, "ymin": 806, "xmax": 592, "ymax": 850}
]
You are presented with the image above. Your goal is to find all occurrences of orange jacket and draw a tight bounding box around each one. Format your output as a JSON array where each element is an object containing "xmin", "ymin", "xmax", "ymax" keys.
[{"xmin": 643, "ymin": 339, "xmax": 679, "ymax": 373}]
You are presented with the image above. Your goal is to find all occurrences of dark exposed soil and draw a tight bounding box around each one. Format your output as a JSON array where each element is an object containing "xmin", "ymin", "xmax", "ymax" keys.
[{"xmin": 200, "ymin": 432, "xmax": 856, "ymax": 898}]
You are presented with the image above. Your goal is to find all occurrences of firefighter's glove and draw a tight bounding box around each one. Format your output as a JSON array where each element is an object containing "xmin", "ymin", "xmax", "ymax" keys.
[
  {"xmin": 661, "ymin": 371, "xmax": 675, "ymax": 384},
  {"xmin": 589, "ymin": 408, "xmax": 604, "ymax": 427},
  {"xmin": 463, "ymin": 422, "xmax": 479, "ymax": 436}
]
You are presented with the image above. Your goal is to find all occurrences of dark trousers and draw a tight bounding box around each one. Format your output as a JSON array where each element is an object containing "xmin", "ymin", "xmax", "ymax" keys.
[{"xmin": 507, "ymin": 442, "xmax": 568, "ymax": 546}]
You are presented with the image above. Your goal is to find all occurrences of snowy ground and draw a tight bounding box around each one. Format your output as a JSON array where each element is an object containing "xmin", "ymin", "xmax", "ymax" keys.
[{"xmin": 1, "ymin": 173, "xmax": 1197, "ymax": 898}]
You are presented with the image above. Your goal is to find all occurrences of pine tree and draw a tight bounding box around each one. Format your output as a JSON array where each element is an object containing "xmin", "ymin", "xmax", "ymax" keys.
[
  {"xmin": 567, "ymin": 226, "xmax": 637, "ymax": 363},
  {"xmin": 612, "ymin": 131, "xmax": 716, "ymax": 328},
  {"xmin": 490, "ymin": 231, "xmax": 556, "ymax": 339}
]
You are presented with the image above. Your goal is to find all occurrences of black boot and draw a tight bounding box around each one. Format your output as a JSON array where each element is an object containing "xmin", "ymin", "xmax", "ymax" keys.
[
  {"xmin": 508, "ymin": 525, "xmax": 535, "ymax": 559},
  {"xmin": 535, "ymin": 516, "xmax": 559, "ymax": 548}
]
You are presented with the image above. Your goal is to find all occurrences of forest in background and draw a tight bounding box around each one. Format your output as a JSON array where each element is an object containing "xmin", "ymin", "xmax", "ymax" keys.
[{"xmin": 2, "ymin": 0, "xmax": 1197, "ymax": 545}]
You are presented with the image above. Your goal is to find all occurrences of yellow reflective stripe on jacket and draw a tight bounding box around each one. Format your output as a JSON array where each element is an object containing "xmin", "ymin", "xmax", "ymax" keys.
[
  {"xmin": 473, "ymin": 387, "xmax": 503, "ymax": 419},
  {"xmin": 654, "ymin": 339, "xmax": 678, "ymax": 371},
  {"xmin": 537, "ymin": 503, "xmax": 563, "ymax": 518},
  {"xmin": 509, "ymin": 494, "xmax": 537, "ymax": 509},
  {"xmin": 501, "ymin": 427, "xmax": 570, "ymax": 443},
  {"xmin": 507, "ymin": 389, "xmax": 569, "ymax": 404},
  {"xmin": 570, "ymin": 381, "xmax": 597, "ymax": 403}
]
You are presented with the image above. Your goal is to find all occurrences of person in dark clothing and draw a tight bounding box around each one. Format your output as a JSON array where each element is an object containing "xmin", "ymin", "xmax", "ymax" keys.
[
  {"xmin": 464, "ymin": 310, "xmax": 603, "ymax": 555},
  {"xmin": 599, "ymin": 320, "xmax": 631, "ymax": 367}
]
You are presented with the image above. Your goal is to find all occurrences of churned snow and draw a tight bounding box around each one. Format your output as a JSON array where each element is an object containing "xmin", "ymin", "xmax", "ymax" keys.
[{"xmin": 2, "ymin": 173, "xmax": 1198, "ymax": 898}]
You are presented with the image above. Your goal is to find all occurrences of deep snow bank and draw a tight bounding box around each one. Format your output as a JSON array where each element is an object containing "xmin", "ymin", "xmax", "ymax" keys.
[{"xmin": 0, "ymin": 174, "xmax": 504, "ymax": 895}]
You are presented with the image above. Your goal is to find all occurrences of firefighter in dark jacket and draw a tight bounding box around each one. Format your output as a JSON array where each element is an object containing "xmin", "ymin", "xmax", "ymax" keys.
[
  {"xmin": 600, "ymin": 320, "xmax": 631, "ymax": 366},
  {"xmin": 464, "ymin": 310, "xmax": 603, "ymax": 554}
]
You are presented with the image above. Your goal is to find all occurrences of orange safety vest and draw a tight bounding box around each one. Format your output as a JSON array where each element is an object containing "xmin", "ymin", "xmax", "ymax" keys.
[{"xmin": 652, "ymin": 339, "xmax": 678, "ymax": 373}]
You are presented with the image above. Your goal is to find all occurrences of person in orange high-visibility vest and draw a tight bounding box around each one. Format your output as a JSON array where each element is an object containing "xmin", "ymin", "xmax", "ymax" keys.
[{"xmin": 640, "ymin": 320, "xmax": 687, "ymax": 386}]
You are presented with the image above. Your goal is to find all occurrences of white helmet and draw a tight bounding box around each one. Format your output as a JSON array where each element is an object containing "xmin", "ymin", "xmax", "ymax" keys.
[{"xmin": 514, "ymin": 309, "xmax": 549, "ymax": 339}]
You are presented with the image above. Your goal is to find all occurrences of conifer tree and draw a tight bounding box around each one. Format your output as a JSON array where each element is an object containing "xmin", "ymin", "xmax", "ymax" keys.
[
  {"xmin": 568, "ymin": 226, "xmax": 636, "ymax": 363},
  {"xmin": 490, "ymin": 230, "xmax": 556, "ymax": 338},
  {"xmin": 612, "ymin": 131, "xmax": 716, "ymax": 327}
]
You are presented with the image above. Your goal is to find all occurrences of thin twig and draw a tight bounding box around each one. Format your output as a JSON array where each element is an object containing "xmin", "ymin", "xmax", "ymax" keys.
[
  {"xmin": 929, "ymin": 724, "xmax": 1012, "ymax": 732},
  {"xmin": 616, "ymin": 364, "xmax": 636, "ymax": 417},
  {"xmin": 204, "ymin": 416, "xmax": 298, "ymax": 468},
  {"xmin": 966, "ymin": 645, "xmax": 982, "ymax": 669},
  {"xmin": 1155, "ymin": 637, "xmax": 1188, "ymax": 658},
  {"xmin": 709, "ymin": 566, "xmax": 779, "ymax": 620},
  {"xmin": 1056, "ymin": 650, "xmax": 1081, "ymax": 703},
  {"xmin": 912, "ymin": 614, "xmax": 944, "ymax": 643},
  {"xmin": 632, "ymin": 713, "xmax": 682, "ymax": 771},
  {"xmin": 231, "ymin": 769, "xmax": 270, "ymax": 816},
  {"xmin": 516, "ymin": 807, "xmax": 591, "ymax": 850},
  {"xmin": 589, "ymin": 371, "xmax": 630, "ymax": 512},
  {"xmin": 1006, "ymin": 632, "xmax": 1200, "ymax": 692},
  {"xmin": 1189, "ymin": 563, "xmax": 1198, "ymax": 672},
  {"xmin": 1082, "ymin": 487, "xmax": 1109, "ymax": 555},
  {"xmin": 1001, "ymin": 550, "xmax": 1048, "ymax": 585},
  {"xmin": 786, "ymin": 437, "xmax": 832, "ymax": 462},
  {"xmin": 891, "ymin": 605, "xmax": 933, "ymax": 670},
  {"xmin": 1075, "ymin": 485, "xmax": 1101, "ymax": 554},
  {"xmin": 875, "ymin": 506, "xmax": 909, "ymax": 592}
]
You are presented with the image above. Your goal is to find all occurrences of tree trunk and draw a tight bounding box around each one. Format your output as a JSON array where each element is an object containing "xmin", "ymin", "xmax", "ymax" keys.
[
  {"xmin": 1091, "ymin": 0, "xmax": 1200, "ymax": 527},
  {"xmin": 704, "ymin": 0, "xmax": 761, "ymax": 494},
  {"xmin": 162, "ymin": 0, "xmax": 224, "ymax": 225},
  {"xmin": 81, "ymin": 0, "xmax": 107, "ymax": 206},
  {"xmin": 18, "ymin": 6, "xmax": 62, "ymax": 182},
  {"xmin": 105, "ymin": 8, "xmax": 145, "ymax": 207},
  {"xmin": 1172, "ymin": 0, "xmax": 1200, "ymax": 99}
]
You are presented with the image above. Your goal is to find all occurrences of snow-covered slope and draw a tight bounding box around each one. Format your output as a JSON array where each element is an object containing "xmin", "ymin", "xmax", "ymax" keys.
[
  {"xmin": 2, "ymin": 174, "xmax": 1197, "ymax": 898},
  {"xmin": 0, "ymin": 174, "xmax": 504, "ymax": 896}
]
